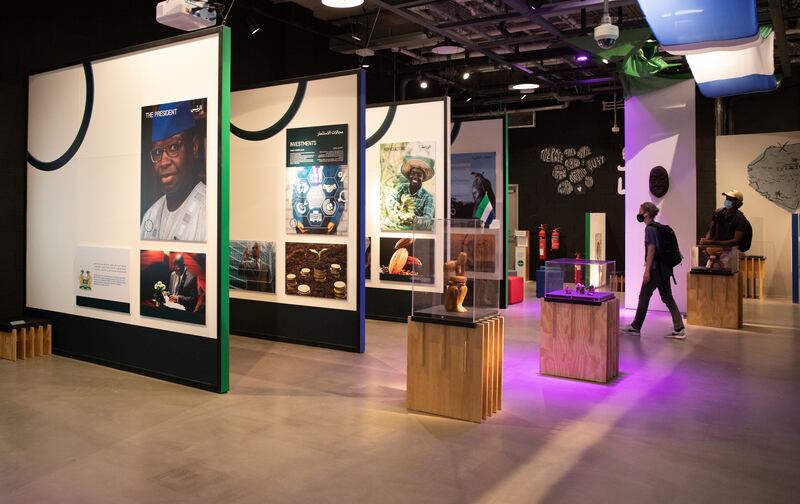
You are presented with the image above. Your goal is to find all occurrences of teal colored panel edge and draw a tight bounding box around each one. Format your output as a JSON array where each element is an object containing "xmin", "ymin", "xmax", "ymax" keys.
[{"xmin": 219, "ymin": 27, "xmax": 231, "ymax": 393}]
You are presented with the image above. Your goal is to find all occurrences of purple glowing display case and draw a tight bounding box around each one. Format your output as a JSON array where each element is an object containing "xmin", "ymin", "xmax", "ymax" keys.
[{"xmin": 543, "ymin": 258, "xmax": 616, "ymax": 304}]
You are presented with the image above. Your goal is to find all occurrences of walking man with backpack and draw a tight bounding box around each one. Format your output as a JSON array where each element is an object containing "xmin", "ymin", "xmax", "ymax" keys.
[{"xmin": 626, "ymin": 202, "xmax": 686, "ymax": 339}]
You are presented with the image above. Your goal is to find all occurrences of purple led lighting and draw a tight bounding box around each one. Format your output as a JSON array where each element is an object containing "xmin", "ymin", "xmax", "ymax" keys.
[{"xmin": 576, "ymin": 55, "xmax": 590, "ymax": 63}]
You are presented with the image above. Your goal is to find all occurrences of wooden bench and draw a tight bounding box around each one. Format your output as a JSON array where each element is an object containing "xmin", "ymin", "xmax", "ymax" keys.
[{"xmin": 1, "ymin": 320, "xmax": 52, "ymax": 362}]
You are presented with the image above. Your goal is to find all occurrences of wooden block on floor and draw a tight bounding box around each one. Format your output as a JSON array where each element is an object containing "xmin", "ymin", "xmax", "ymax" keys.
[
  {"xmin": 407, "ymin": 316, "xmax": 504, "ymax": 423},
  {"xmin": 1, "ymin": 330, "xmax": 17, "ymax": 361},
  {"xmin": 540, "ymin": 297, "xmax": 619, "ymax": 383},
  {"xmin": 44, "ymin": 324, "xmax": 52, "ymax": 355},
  {"xmin": 687, "ymin": 272, "xmax": 743, "ymax": 329},
  {"xmin": 25, "ymin": 328, "xmax": 35, "ymax": 358}
]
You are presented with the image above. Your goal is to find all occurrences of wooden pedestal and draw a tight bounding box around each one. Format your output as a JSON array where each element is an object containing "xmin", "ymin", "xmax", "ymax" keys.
[
  {"xmin": 407, "ymin": 316, "xmax": 504, "ymax": 423},
  {"xmin": 687, "ymin": 272, "xmax": 743, "ymax": 329},
  {"xmin": 739, "ymin": 255, "xmax": 766, "ymax": 299},
  {"xmin": 1, "ymin": 323, "xmax": 52, "ymax": 362},
  {"xmin": 540, "ymin": 297, "xmax": 619, "ymax": 383}
]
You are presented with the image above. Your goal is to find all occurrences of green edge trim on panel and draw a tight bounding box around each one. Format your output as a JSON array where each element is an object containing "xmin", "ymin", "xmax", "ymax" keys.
[
  {"xmin": 584, "ymin": 213, "xmax": 591, "ymax": 262},
  {"xmin": 219, "ymin": 27, "xmax": 231, "ymax": 393},
  {"xmin": 504, "ymin": 114, "xmax": 509, "ymax": 307}
]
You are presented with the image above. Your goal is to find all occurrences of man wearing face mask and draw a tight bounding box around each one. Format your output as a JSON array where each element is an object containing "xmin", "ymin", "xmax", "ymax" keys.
[
  {"xmin": 625, "ymin": 202, "xmax": 686, "ymax": 339},
  {"xmin": 700, "ymin": 190, "xmax": 752, "ymax": 268}
]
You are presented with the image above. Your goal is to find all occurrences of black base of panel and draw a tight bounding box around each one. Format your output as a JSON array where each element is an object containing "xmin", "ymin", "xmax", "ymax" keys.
[
  {"xmin": 230, "ymin": 298, "xmax": 363, "ymax": 352},
  {"xmin": 25, "ymin": 308, "xmax": 221, "ymax": 392},
  {"xmin": 365, "ymin": 288, "xmax": 412, "ymax": 323}
]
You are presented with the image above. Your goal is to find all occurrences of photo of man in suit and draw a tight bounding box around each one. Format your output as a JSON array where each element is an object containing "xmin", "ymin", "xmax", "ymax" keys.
[{"xmin": 168, "ymin": 254, "xmax": 198, "ymax": 311}]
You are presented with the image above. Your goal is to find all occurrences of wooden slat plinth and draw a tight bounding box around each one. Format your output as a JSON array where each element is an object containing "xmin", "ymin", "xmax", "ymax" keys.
[
  {"xmin": 540, "ymin": 297, "xmax": 619, "ymax": 383},
  {"xmin": 1, "ymin": 323, "xmax": 52, "ymax": 362},
  {"xmin": 687, "ymin": 272, "xmax": 743, "ymax": 329},
  {"xmin": 407, "ymin": 316, "xmax": 504, "ymax": 423}
]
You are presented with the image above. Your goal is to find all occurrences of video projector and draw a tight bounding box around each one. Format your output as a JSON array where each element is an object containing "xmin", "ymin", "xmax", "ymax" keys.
[{"xmin": 156, "ymin": 0, "xmax": 218, "ymax": 31}]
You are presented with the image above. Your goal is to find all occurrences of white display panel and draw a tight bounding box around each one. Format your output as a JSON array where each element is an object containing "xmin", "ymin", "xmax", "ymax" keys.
[
  {"xmin": 451, "ymin": 118, "xmax": 506, "ymax": 280},
  {"xmin": 230, "ymin": 74, "xmax": 360, "ymax": 311},
  {"xmin": 27, "ymin": 33, "xmax": 221, "ymax": 339},
  {"xmin": 365, "ymin": 99, "xmax": 449, "ymax": 292},
  {"xmin": 624, "ymin": 80, "xmax": 697, "ymax": 312}
]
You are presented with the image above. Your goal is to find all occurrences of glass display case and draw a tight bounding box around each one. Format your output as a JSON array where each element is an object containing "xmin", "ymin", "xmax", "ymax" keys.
[
  {"xmin": 411, "ymin": 218, "xmax": 500, "ymax": 325},
  {"xmin": 543, "ymin": 258, "xmax": 616, "ymax": 303},
  {"xmin": 691, "ymin": 246, "xmax": 740, "ymax": 274}
]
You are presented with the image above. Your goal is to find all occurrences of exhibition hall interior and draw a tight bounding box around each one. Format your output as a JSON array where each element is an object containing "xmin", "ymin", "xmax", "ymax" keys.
[{"xmin": 3, "ymin": 0, "xmax": 800, "ymax": 502}]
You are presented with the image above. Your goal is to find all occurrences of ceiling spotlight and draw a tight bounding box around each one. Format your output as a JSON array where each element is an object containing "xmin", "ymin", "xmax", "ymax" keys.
[
  {"xmin": 322, "ymin": 0, "xmax": 365, "ymax": 8},
  {"xmin": 462, "ymin": 71, "xmax": 470, "ymax": 80},
  {"xmin": 466, "ymin": 97, "xmax": 472, "ymax": 102},
  {"xmin": 602, "ymin": 58, "xmax": 610, "ymax": 64},
  {"xmin": 432, "ymin": 39, "xmax": 465, "ymax": 55},
  {"xmin": 511, "ymin": 83, "xmax": 540, "ymax": 90},
  {"xmin": 528, "ymin": 0, "xmax": 545, "ymax": 10},
  {"xmin": 521, "ymin": 94, "xmax": 528, "ymax": 100},
  {"xmin": 247, "ymin": 18, "xmax": 260, "ymax": 36},
  {"xmin": 361, "ymin": 63, "xmax": 370, "ymax": 68},
  {"xmin": 419, "ymin": 79, "xmax": 429, "ymax": 89},
  {"xmin": 576, "ymin": 54, "xmax": 590, "ymax": 63},
  {"xmin": 352, "ymin": 34, "xmax": 362, "ymax": 41}
]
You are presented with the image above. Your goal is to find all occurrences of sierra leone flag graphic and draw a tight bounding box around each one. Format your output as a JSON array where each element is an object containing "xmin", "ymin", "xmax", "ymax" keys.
[{"xmin": 475, "ymin": 193, "xmax": 495, "ymax": 227}]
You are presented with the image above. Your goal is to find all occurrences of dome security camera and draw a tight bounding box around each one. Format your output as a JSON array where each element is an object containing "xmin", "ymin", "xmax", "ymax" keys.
[{"xmin": 594, "ymin": 13, "xmax": 619, "ymax": 49}]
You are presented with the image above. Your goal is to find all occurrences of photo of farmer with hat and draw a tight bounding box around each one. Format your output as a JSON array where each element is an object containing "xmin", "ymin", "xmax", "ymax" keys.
[
  {"xmin": 140, "ymin": 99, "xmax": 207, "ymax": 242},
  {"xmin": 379, "ymin": 141, "xmax": 436, "ymax": 230}
]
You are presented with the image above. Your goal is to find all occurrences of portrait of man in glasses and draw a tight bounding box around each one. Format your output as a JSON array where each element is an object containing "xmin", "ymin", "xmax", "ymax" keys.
[{"xmin": 140, "ymin": 99, "xmax": 206, "ymax": 242}]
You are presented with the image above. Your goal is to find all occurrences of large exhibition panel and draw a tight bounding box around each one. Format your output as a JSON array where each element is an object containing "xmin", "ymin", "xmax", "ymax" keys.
[
  {"xmin": 230, "ymin": 71, "xmax": 365, "ymax": 351},
  {"xmin": 451, "ymin": 118, "xmax": 508, "ymax": 308},
  {"xmin": 365, "ymin": 99, "xmax": 449, "ymax": 322},
  {"xmin": 26, "ymin": 28, "xmax": 231, "ymax": 391}
]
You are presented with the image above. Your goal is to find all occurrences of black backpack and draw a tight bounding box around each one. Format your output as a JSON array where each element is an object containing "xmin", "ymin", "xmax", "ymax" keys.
[
  {"xmin": 739, "ymin": 217, "xmax": 753, "ymax": 253},
  {"xmin": 650, "ymin": 222, "xmax": 683, "ymax": 268}
]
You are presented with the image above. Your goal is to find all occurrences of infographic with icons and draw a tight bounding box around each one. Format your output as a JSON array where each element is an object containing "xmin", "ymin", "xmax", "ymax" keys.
[
  {"xmin": 287, "ymin": 165, "xmax": 348, "ymax": 235},
  {"xmin": 285, "ymin": 124, "xmax": 349, "ymax": 235}
]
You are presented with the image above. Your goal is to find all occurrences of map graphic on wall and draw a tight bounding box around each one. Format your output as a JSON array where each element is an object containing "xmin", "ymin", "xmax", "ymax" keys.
[
  {"xmin": 140, "ymin": 98, "xmax": 207, "ymax": 243},
  {"xmin": 140, "ymin": 250, "xmax": 206, "ymax": 325},
  {"xmin": 74, "ymin": 246, "xmax": 131, "ymax": 313},
  {"xmin": 230, "ymin": 240, "xmax": 276, "ymax": 293},
  {"xmin": 540, "ymin": 146, "xmax": 605, "ymax": 196},
  {"xmin": 747, "ymin": 141, "xmax": 800, "ymax": 211},
  {"xmin": 380, "ymin": 141, "xmax": 436, "ymax": 231},
  {"xmin": 287, "ymin": 166, "xmax": 348, "ymax": 235},
  {"xmin": 451, "ymin": 152, "xmax": 497, "ymax": 225},
  {"xmin": 285, "ymin": 242, "xmax": 347, "ymax": 300},
  {"xmin": 379, "ymin": 237, "xmax": 435, "ymax": 284}
]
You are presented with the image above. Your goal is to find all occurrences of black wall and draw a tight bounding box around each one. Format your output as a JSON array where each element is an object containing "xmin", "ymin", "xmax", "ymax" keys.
[{"xmin": 509, "ymin": 101, "xmax": 626, "ymax": 272}]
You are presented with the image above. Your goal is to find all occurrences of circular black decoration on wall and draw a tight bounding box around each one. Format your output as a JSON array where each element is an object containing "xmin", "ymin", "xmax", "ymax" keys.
[{"xmin": 649, "ymin": 166, "xmax": 669, "ymax": 198}]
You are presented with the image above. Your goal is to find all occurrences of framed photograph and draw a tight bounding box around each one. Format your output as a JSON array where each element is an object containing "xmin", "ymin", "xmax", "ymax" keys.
[
  {"xmin": 379, "ymin": 237, "xmax": 434, "ymax": 284},
  {"xmin": 140, "ymin": 250, "xmax": 206, "ymax": 325},
  {"xmin": 287, "ymin": 165, "xmax": 348, "ymax": 235},
  {"xmin": 140, "ymin": 98, "xmax": 207, "ymax": 242},
  {"xmin": 285, "ymin": 242, "xmax": 348, "ymax": 300},
  {"xmin": 230, "ymin": 240, "xmax": 276, "ymax": 293},
  {"xmin": 379, "ymin": 141, "xmax": 436, "ymax": 231},
  {"xmin": 451, "ymin": 152, "xmax": 497, "ymax": 226}
]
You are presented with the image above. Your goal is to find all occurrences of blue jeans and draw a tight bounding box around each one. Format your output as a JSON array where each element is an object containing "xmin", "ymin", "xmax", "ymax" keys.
[{"xmin": 632, "ymin": 266, "xmax": 684, "ymax": 331}]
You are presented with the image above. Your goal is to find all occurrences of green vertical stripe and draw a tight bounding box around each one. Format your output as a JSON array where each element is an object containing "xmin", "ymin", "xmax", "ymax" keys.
[
  {"xmin": 219, "ymin": 27, "xmax": 231, "ymax": 393},
  {"xmin": 585, "ymin": 213, "xmax": 590, "ymax": 260}
]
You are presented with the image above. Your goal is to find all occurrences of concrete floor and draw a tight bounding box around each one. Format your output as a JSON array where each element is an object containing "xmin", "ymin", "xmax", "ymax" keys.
[{"xmin": 2, "ymin": 288, "xmax": 799, "ymax": 503}]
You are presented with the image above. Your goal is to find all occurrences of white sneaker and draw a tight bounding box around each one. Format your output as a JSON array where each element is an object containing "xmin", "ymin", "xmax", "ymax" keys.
[{"xmin": 665, "ymin": 328, "xmax": 686, "ymax": 340}]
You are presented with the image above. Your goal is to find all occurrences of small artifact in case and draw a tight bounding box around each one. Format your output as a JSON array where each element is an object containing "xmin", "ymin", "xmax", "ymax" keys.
[
  {"xmin": 544, "ymin": 258, "xmax": 616, "ymax": 304},
  {"xmin": 691, "ymin": 246, "xmax": 739, "ymax": 274}
]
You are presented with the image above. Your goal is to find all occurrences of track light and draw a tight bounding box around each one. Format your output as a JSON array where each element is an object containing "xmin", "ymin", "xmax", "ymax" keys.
[
  {"xmin": 466, "ymin": 97, "xmax": 472, "ymax": 102},
  {"xmin": 247, "ymin": 18, "xmax": 260, "ymax": 35},
  {"xmin": 602, "ymin": 58, "xmax": 609, "ymax": 64},
  {"xmin": 462, "ymin": 71, "xmax": 470, "ymax": 80},
  {"xmin": 521, "ymin": 94, "xmax": 527, "ymax": 100},
  {"xmin": 419, "ymin": 79, "xmax": 428, "ymax": 89},
  {"xmin": 575, "ymin": 54, "xmax": 589, "ymax": 63}
]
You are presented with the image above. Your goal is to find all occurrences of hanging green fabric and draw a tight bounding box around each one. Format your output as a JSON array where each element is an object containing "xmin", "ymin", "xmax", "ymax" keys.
[{"xmin": 619, "ymin": 40, "xmax": 691, "ymax": 98}]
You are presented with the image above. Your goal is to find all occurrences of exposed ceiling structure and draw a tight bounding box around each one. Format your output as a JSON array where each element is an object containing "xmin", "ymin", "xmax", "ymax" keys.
[{"xmin": 246, "ymin": 0, "xmax": 800, "ymax": 114}]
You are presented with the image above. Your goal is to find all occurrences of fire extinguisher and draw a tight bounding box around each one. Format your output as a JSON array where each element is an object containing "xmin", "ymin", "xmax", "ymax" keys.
[
  {"xmin": 574, "ymin": 251, "xmax": 582, "ymax": 284},
  {"xmin": 538, "ymin": 224, "xmax": 547, "ymax": 260},
  {"xmin": 551, "ymin": 226, "xmax": 560, "ymax": 253}
]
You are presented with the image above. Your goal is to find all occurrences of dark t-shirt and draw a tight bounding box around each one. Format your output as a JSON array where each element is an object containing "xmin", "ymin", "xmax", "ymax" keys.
[
  {"xmin": 710, "ymin": 209, "xmax": 748, "ymax": 241},
  {"xmin": 644, "ymin": 225, "xmax": 658, "ymax": 270}
]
